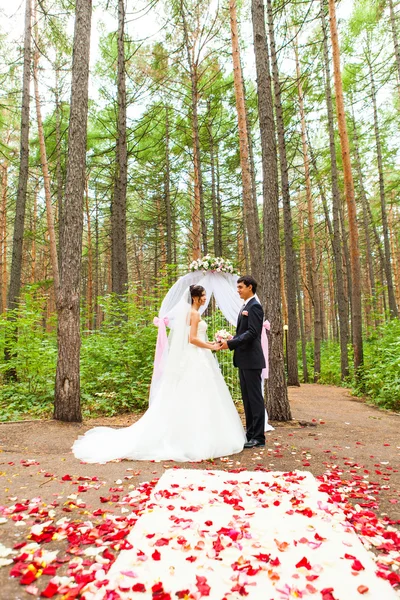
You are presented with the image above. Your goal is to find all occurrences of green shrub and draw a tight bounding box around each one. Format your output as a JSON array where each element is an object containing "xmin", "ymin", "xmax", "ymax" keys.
[
  {"xmin": 0, "ymin": 291, "xmax": 158, "ymax": 420},
  {"xmin": 357, "ymin": 319, "xmax": 400, "ymax": 411},
  {"xmin": 1, "ymin": 288, "xmax": 399, "ymax": 420},
  {"xmin": 79, "ymin": 294, "xmax": 157, "ymax": 417}
]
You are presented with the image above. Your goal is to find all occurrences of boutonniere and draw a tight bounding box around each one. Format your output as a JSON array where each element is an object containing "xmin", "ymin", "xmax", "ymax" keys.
[{"xmin": 242, "ymin": 310, "xmax": 248, "ymax": 316}]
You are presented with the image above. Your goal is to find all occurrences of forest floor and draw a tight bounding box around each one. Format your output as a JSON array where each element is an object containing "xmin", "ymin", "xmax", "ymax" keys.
[{"xmin": 0, "ymin": 383, "xmax": 399, "ymax": 598}]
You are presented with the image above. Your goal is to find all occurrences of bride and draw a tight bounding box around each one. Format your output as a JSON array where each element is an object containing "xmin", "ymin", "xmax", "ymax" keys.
[{"xmin": 72, "ymin": 285, "xmax": 246, "ymax": 463}]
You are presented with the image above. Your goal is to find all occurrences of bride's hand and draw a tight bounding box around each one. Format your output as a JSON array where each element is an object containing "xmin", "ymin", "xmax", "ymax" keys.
[{"xmin": 210, "ymin": 342, "xmax": 220, "ymax": 351}]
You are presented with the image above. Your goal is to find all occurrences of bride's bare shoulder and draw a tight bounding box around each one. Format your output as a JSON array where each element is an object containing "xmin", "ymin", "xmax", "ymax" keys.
[{"xmin": 189, "ymin": 309, "xmax": 200, "ymax": 326}]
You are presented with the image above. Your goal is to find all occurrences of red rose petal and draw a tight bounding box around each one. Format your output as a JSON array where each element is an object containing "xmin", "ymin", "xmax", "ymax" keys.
[
  {"xmin": 41, "ymin": 582, "xmax": 59, "ymax": 598},
  {"xmin": 152, "ymin": 549, "xmax": 161, "ymax": 561},
  {"xmin": 296, "ymin": 556, "xmax": 312, "ymax": 570},
  {"xmin": 357, "ymin": 586, "xmax": 369, "ymax": 595}
]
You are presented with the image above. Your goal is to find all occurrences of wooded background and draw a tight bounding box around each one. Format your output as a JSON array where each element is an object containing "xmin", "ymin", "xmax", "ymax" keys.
[{"xmin": 0, "ymin": 0, "xmax": 399, "ymax": 422}]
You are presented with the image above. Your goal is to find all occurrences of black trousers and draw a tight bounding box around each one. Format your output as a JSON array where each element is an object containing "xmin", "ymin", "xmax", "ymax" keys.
[{"xmin": 239, "ymin": 368, "xmax": 265, "ymax": 443}]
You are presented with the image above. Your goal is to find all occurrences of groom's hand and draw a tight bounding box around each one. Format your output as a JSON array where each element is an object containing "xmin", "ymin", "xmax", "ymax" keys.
[{"xmin": 219, "ymin": 340, "xmax": 229, "ymax": 350}]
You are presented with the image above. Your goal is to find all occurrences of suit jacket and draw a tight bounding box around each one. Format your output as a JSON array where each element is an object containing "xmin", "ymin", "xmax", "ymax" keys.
[{"xmin": 227, "ymin": 297, "xmax": 266, "ymax": 370}]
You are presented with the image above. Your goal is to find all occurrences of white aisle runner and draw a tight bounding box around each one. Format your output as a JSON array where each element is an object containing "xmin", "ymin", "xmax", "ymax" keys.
[{"xmin": 84, "ymin": 469, "xmax": 398, "ymax": 599}]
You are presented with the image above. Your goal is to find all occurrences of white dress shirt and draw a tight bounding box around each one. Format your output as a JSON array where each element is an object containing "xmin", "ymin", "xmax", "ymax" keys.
[{"xmin": 242, "ymin": 295, "xmax": 255, "ymax": 309}]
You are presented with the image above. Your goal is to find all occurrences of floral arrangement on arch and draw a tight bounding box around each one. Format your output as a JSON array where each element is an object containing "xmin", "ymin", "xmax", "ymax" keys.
[{"xmin": 189, "ymin": 255, "xmax": 236, "ymax": 274}]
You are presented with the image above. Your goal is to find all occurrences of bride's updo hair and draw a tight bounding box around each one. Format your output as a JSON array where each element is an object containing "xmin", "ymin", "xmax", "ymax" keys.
[{"xmin": 190, "ymin": 284, "xmax": 205, "ymax": 304}]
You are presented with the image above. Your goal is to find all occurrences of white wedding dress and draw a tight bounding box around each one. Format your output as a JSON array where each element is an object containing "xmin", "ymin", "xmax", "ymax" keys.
[{"xmin": 72, "ymin": 320, "xmax": 246, "ymax": 463}]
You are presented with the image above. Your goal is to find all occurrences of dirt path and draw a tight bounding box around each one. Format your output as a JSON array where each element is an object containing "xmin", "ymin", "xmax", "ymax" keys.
[{"xmin": 0, "ymin": 384, "xmax": 399, "ymax": 598}]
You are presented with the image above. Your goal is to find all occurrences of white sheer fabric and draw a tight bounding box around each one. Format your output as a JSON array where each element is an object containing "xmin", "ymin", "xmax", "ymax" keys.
[{"xmin": 150, "ymin": 272, "xmax": 242, "ymax": 404}]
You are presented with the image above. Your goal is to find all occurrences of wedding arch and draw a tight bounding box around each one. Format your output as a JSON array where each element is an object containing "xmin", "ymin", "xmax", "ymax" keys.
[{"xmin": 151, "ymin": 260, "xmax": 271, "ymax": 406}]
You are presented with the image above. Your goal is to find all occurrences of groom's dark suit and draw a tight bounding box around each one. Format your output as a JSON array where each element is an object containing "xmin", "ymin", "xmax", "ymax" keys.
[{"xmin": 227, "ymin": 297, "xmax": 266, "ymax": 444}]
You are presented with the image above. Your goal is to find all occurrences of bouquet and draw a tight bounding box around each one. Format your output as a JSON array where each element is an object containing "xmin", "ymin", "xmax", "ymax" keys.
[
  {"xmin": 189, "ymin": 255, "xmax": 235, "ymax": 274},
  {"xmin": 214, "ymin": 329, "xmax": 232, "ymax": 343}
]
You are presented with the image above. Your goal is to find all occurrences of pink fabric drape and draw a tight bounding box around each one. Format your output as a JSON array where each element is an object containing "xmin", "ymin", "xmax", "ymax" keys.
[
  {"xmin": 153, "ymin": 317, "xmax": 169, "ymax": 378},
  {"xmin": 261, "ymin": 320, "xmax": 270, "ymax": 380}
]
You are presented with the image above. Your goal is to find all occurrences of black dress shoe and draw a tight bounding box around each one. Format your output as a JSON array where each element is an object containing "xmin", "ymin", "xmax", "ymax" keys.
[{"xmin": 243, "ymin": 439, "xmax": 265, "ymax": 449}]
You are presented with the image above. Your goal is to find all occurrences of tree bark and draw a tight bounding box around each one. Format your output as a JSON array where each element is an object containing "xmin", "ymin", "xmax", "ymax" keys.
[
  {"xmin": 164, "ymin": 105, "xmax": 173, "ymax": 268},
  {"xmin": 298, "ymin": 199, "xmax": 312, "ymax": 341},
  {"xmin": 5, "ymin": 0, "xmax": 32, "ymax": 375},
  {"xmin": 243, "ymin": 75, "xmax": 262, "ymax": 285},
  {"xmin": 111, "ymin": 0, "xmax": 128, "ymax": 297},
  {"xmin": 339, "ymin": 201, "xmax": 353, "ymax": 341},
  {"xmin": 85, "ymin": 178, "xmax": 93, "ymax": 330},
  {"xmin": 351, "ymin": 113, "xmax": 379, "ymax": 326},
  {"xmin": 31, "ymin": 183, "xmax": 38, "ymax": 283},
  {"xmin": 94, "ymin": 189, "xmax": 100, "ymax": 328},
  {"xmin": 294, "ymin": 38, "xmax": 322, "ymax": 383},
  {"xmin": 33, "ymin": 0, "xmax": 60, "ymax": 295},
  {"xmin": 367, "ymin": 54, "xmax": 398, "ymax": 317},
  {"xmin": 190, "ymin": 171, "xmax": 201, "ymax": 260},
  {"xmin": 180, "ymin": 1, "xmax": 207, "ymax": 257},
  {"xmin": 0, "ymin": 161, "xmax": 8, "ymax": 313},
  {"xmin": 320, "ymin": 0, "xmax": 349, "ymax": 378},
  {"xmin": 266, "ymin": 0, "xmax": 299, "ymax": 386},
  {"xmin": 328, "ymin": 0, "xmax": 363, "ymax": 376},
  {"xmin": 388, "ymin": 0, "xmax": 400, "ymax": 98},
  {"xmin": 230, "ymin": 0, "xmax": 262, "ymax": 286},
  {"xmin": 7, "ymin": 0, "xmax": 31, "ymax": 312},
  {"xmin": 55, "ymin": 61, "xmax": 64, "ymax": 265},
  {"xmin": 296, "ymin": 254, "xmax": 309, "ymax": 382},
  {"xmin": 251, "ymin": 0, "xmax": 291, "ymax": 421},
  {"xmin": 389, "ymin": 203, "xmax": 400, "ymax": 308},
  {"xmin": 207, "ymin": 104, "xmax": 220, "ymax": 257},
  {"xmin": 216, "ymin": 152, "xmax": 223, "ymax": 257},
  {"xmin": 54, "ymin": 0, "xmax": 92, "ymax": 422}
]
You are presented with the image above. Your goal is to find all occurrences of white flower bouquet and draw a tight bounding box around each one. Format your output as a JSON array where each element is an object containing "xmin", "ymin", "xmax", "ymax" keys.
[
  {"xmin": 214, "ymin": 329, "xmax": 232, "ymax": 343},
  {"xmin": 189, "ymin": 255, "xmax": 235, "ymax": 274}
]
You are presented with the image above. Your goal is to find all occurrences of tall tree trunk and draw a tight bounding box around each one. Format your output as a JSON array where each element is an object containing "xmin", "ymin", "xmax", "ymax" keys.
[
  {"xmin": 230, "ymin": 0, "xmax": 262, "ymax": 286},
  {"xmin": 367, "ymin": 55, "xmax": 398, "ymax": 317},
  {"xmin": 5, "ymin": 0, "xmax": 32, "ymax": 375},
  {"xmin": 266, "ymin": 0, "xmax": 299, "ymax": 386},
  {"xmin": 328, "ymin": 0, "xmax": 363, "ymax": 376},
  {"xmin": 321, "ymin": 0, "xmax": 349, "ymax": 378},
  {"xmin": 388, "ymin": 0, "xmax": 400, "ymax": 97},
  {"xmin": 33, "ymin": 0, "xmax": 60, "ymax": 295},
  {"xmin": 180, "ymin": 1, "xmax": 207, "ymax": 256},
  {"xmin": 55, "ymin": 62, "xmax": 64, "ymax": 260},
  {"xmin": 54, "ymin": 0, "xmax": 92, "ymax": 422},
  {"xmin": 351, "ymin": 114, "xmax": 379, "ymax": 326},
  {"xmin": 389, "ymin": 203, "xmax": 400, "ymax": 308},
  {"xmin": 7, "ymin": 0, "xmax": 31, "ymax": 301},
  {"xmin": 280, "ymin": 252, "xmax": 288, "ymax": 326},
  {"xmin": 164, "ymin": 105, "xmax": 172, "ymax": 268},
  {"xmin": 111, "ymin": 0, "xmax": 128, "ymax": 297},
  {"xmin": 243, "ymin": 76, "xmax": 262, "ymax": 282},
  {"xmin": 216, "ymin": 152, "xmax": 223, "ymax": 257},
  {"xmin": 327, "ymin": 248, "xmax": 338, "ymax": 340},
  {"xmin": 251, "ymin": 0, "xmax": 291, "ymax": 421},
  {"xmin": 0, "ymin": 162, "xmax": 8, "ymax": 313},
  {"xmin": 207, "ymin": 106, "xmax": 220, "ymax": 257},
  {"xmin": 94, "ymin": 189, "xmax": 100, "ymax": 328},
  {"xmin": 296, "ymin": 255, "xmax": 309, "ymax": 383},
  {"xmin": 319, "ymin": 238, "xmax": 327, "ymax": 340},
  {"xmin": 157, "ymin": 196, "xmax": 166, "ymax": 269},
  {"xmin": 294, "ymin": 38, "xmax": 322, "ymax": 382},
  {"xmin": 298, "ymin": 200, "xmax": 312, "ymax": 341},
  {"xmin": 31, "ymin": 183, "xmax": 38, "ymax": 283},
  {"xmin": 190, "ymin": 172, "xmax": 201, "ymax": 260},
  {"xmin": 85, "ymin": 178, "xmax": 93, "ymax": 330}
]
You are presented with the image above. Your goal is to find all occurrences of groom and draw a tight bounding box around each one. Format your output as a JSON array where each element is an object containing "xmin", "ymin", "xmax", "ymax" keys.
[{"xmin": 219, "ymin": 275, "xmax": 266, "ymax": 448}]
